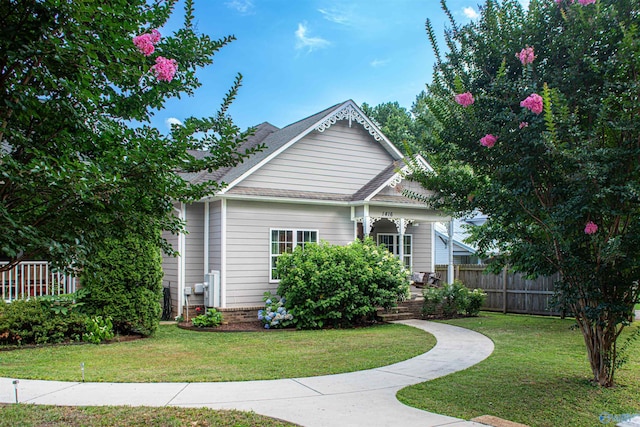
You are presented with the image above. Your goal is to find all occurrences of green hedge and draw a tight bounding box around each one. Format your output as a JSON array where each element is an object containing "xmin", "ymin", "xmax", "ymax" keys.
[
  {"xmin": 276, "ymin": 238, "xmax": 410, "ymax": 329},
  {"xmin": 0, "ymin": 297, "xmax": 86, "ymax": 345},
  {"xmin": 80, "ymin": 234, "xmax": 163, "ymax": 336}
]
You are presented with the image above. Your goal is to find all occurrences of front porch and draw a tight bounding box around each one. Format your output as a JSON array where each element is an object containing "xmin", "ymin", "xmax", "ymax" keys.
[{"xmin": 1, "ymin": 261, "xmax": 77, "ymax": 302}]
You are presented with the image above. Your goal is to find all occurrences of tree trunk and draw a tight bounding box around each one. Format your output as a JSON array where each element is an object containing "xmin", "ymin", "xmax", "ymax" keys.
[{"xmin": 573, "ymin": 312, "xmax": 620, "ymax": 387}]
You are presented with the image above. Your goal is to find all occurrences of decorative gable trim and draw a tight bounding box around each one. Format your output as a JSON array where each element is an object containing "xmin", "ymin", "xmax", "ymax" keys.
[
  {"xmin": 315, "ymin": 103, "xmax": 384, "ymax": 142},
  {"xmin": 365, "ymin": 154, "xmax": 433, "ymax": 201},
  {"xmin": 218, "ymin": 100, "xmax": 403, "ymax": 195}
]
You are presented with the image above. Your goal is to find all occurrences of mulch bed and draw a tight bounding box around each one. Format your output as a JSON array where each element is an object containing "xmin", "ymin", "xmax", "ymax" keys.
[{"xmin": 177, "ymin": 320, "xmax": 284, "ymax": 332}]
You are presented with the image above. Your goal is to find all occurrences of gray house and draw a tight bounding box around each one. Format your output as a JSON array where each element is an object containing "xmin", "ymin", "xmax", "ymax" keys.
[{"xmin": 162, "ymin": 100, "xmax": 448, "ymax": 317}]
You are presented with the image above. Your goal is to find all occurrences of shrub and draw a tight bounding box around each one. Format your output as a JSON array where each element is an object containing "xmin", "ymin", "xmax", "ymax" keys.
[
  {"xmin": 83, "ymin": 315, "xmax": 115, "ymax": 344},
  {"xmin": 276, "ymin": 238, "xmax": 410, "ymax": 329},
  {"xmin": 0, "ymin": 297, "xmax": 86, "ymax": 345},
  {"xmin": 422, "ymin": 280, "xmax": 486, "ymax": 318},
  {"xmin": 258, "ymin": 291, "xmax": 294, "ymax": 329},
  {"xmin": 79, "ymin": 233, "xmax": 163, "ymax": 336},
  {"xmin": 465, "ymin": 288, "xmax": 486, "ymax": 316},
  {"xmin": 191, "ymin": 308, "xmax": 223, "ymax": 328}
]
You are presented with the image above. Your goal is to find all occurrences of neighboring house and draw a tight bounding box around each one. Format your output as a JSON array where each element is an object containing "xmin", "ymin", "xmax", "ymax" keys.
[
  {"xmin": 162, "ymin": 100, "xmax": 449, "ymax": 317},
  {"xmin": 434, "ymin": 215, "xmax": 487, "ymax": 265}
]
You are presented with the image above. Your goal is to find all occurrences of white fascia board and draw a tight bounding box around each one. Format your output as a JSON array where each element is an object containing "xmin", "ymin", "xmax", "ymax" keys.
[{"xmin": 364, "ymin": 154, "xmax": 434, "ymax": 202}]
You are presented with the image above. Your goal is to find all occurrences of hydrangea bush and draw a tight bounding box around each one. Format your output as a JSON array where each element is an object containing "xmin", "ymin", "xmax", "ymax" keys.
[
  {"xmin": 258, "ymin": 292, "xmax": 294, "ymax": 329},
  {"xmin": 275, "ymin": 238, "xmax": 410, "ymax": 329}
]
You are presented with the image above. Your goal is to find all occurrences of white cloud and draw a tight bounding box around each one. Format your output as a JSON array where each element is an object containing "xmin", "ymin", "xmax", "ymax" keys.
[
  {"xmin": 318, "ymin": 8, "xmax": 350, "ymax": 25},
  {"xmin": 295, "ymin": 23, "xmax": 330, "ymax": 52},
  {"xmin": 165, "ymin": 117, "xmax": 183, "ymax": 129},
  {"xmin": 225, "ymin": 0, "xmax": 254, "ymax": 14},
  {"xmin": 370, "ymin": 59, "xmax": 389, "ymax": 68},
  {"xmin": 463, "ymin": 7, "xmax": 479, "ymax": 19}
]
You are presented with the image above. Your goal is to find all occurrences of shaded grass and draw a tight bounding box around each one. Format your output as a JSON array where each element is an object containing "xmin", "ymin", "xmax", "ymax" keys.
[
  {"xmin": 0, "ymin": 323, "xmax": 435, "ymax": 382},
  {"xmin": 0, "ymin": 404, "xmax": 298, "ymax": 427},
  {"xmin": 397, "ymin": 313, "xmax": 640, "ymax": 427}
]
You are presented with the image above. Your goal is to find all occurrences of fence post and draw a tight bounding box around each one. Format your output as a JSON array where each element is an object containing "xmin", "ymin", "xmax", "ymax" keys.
[{"xmin": 502, "ymin": 266, "xmax": 508, "ymax": 314}]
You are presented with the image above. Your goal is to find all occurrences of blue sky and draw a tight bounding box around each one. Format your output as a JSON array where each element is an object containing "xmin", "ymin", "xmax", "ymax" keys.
[{"xmin": 154, "ymin": 0, "xmax": 527, "ymax": 132}]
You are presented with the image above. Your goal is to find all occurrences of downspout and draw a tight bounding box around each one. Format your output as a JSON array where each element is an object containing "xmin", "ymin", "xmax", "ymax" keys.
[
  {"xmin": 220, "ymin": 198, "xmax": 227, "ymax": 308},
  {"xmin": 204, "ymin": 201, "xmax": 210, "ymax": 277},
  {"xmin": 178, "ymin": 202, "xmax": 187, "ymax": 316}
]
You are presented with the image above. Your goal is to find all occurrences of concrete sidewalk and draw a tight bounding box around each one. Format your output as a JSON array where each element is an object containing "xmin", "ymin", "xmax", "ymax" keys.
[{"xmin": 1, "ymin": 320, "xmax": 494, "ymax": 427}]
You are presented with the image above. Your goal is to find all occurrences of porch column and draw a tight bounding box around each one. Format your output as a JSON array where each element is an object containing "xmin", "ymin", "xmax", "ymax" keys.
[
  {"xmin": 363, "ymin": 205, "xmax": 371, "ymax": 237},
  {"xmin": 397, "ymin": 218, "xmax": 405, "ymax": 264}
]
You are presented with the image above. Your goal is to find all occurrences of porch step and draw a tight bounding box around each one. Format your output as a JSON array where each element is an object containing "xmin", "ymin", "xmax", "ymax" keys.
[
  {"xmin": 376, "ymin": 311, "xmax": 416, "ymax": 322},
  {"xmin": 375, "ymin": 306, "xmax": 416, "ymax": 322}
]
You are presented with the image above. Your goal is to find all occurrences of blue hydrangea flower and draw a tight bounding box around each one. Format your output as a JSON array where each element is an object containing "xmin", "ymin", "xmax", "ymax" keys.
[
  {"xmin": 265, "ymin": 299, "xmax": 272, "ymax": 305},
  {"xmin": 264, "ymin": 324, "xmax": 270, "ymax": 329}
]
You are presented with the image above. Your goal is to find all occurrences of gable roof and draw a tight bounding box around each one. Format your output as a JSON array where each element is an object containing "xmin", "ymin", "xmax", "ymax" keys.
[
  {"xmin": 188, "ymin": 100, "xmax": 434, "ymax": 205},
  {"xmin": 218, "ymin": 100, "xmax": 403, "ymax": 194}
]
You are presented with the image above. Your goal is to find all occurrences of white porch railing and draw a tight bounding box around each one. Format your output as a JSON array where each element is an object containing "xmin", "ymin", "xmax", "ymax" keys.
[{"xmin": 1, "ymin": 261, "xmax": 77, "ymax": 302}]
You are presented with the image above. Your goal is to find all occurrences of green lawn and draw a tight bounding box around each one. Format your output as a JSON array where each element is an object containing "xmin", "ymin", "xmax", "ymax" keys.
[
  {"xmin": 397, "ymin": 312, "xmax": 640, "ymax": 427},
  {"xmin": 0, "ymin": 404, "xmax": 298, "ymax": 427},
  {"xmin": 0, "ymin": 323, "xmax": 435, "ymax": 382}
]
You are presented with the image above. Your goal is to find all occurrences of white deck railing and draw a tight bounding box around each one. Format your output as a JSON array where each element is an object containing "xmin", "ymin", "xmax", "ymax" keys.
[{"xmin": 1, "ymin": 261, "xmax": 77, "ymax": 302}]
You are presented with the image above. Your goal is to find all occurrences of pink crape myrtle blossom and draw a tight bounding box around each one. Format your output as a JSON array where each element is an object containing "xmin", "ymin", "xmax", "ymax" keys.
[
  {"xmin": 454, "ymin": 92, "xmax": 475, "ymax": 107},
  {"xmin": 584, "ymin": 221, "xmax": 598, "ymax": 234},
  {"xmin": 150, "ymin": 29, "xmax": 161, "ymax": 43},
  {"xmin": 520, "ymin": 93, "xmax": 544, "ymax": 115},
  {"xmin": 578, "ymin": 0, "xmax": 596, "ymax": 5},
  {"xmin": 133, "ymin": 33, "xmax": 155, "ymax": 56},
  {"xmin": 152, "ymin": 56, "xmax": 178, "ymax": 82},
  {"xmin": 519, "ymin": 121, "xmax": 529, "ymax": 129},
  {"xmin": 517, "ymin": 46, "xmax": 536, "ymax": 65},
  {"xmin": 480, "ymin": 134, "xmax": 497, "ymax": 148},
  {"xmin": 133, "ymin": 29, "xmax": 161, "ymax": 56}
]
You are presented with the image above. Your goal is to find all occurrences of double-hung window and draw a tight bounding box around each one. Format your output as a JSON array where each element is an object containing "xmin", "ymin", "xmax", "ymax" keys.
[
  {"xmin": 270, "ymin": 229, "xmax": 318, "ymax": 281},
  {"xmin": 377, "ymin": 233, "xmax": 412, "ymax": 269}
]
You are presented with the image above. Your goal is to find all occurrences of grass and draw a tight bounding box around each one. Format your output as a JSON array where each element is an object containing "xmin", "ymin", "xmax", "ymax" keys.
[
  {"xmin": 0, "ymin": 404, "xmax": 298, "ymax": 427},
  {"xmin": 0, "ymin": 323, "xmax": 435, "ymax": 382},
  {"xmin": 397, "ymin": 312, "xmax": 640, "ymax": 427}
]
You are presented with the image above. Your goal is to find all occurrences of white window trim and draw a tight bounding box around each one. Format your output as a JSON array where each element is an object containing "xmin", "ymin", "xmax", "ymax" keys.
[
  {"xmin": 377, "ymin": 233, "xmax": 413, "ymax": 270},
  {"xmin": 269, "ymin": 228, "xmax": 319, "ymax": 283}
]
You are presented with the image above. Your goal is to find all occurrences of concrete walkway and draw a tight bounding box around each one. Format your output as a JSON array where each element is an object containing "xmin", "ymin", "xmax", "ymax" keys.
[{"xmin": 1, "ymin": 320, "xmax": 494, "ymax": 427}]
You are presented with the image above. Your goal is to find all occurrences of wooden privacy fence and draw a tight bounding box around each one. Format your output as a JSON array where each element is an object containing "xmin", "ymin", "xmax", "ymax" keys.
[
  {"xmin": 1, "ymin": 261, "xmax": 77, "ymax": 302},
  {"xmin": 435, "ymin": 264, "xmax": 562, "ymax": 316}
]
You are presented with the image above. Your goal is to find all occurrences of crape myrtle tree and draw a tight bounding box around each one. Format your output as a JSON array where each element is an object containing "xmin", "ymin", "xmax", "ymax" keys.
[
  {"xmin": 410, "ymin": 0, "xmax": 640, "ymax": 386},
  {"xmin": 0, "ymin": 0, "xmax": 261, "ymax": 273}
]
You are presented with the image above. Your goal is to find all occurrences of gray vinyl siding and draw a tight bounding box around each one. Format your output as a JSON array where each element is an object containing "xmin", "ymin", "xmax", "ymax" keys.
[
  {"xmin": 209, "ymin": 200, "xmax": 222, "ymax": 273},
  {"xmin": 184, "ymin": 203, "xmax": 205, "ymax": 305},
  {"xmin": 410, "ymin": 223, "xmax": 432, "ymax": 273},
  {"xmin": 239, "ymin": 122, "xmax": 394, "ymax": 194},
  {"xmin": 224, "ymin": 200, "xmax": 354, "ymax": 307}
]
